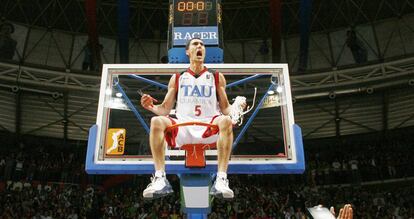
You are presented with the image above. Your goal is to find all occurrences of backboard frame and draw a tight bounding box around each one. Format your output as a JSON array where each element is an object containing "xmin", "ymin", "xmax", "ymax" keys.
[{"xmin": 86, "ymin": 64, "xmax": 305, "ymax": 174}]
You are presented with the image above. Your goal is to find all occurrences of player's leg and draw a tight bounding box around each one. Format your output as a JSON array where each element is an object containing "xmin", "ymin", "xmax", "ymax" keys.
[
  {"xmin": 214, "ymin": 115, "xmax": 233, "ymax": 172},
  {"xmin": 149, "ymin": 116, "xmax": 172, "ymax": 171},
  {"xmin": 210, "ymin": 115, "xmax": 234, "ymax": 199},
  {"xmin": 143, "ymin": 116, "xmax": 173, "ymax": 199}
]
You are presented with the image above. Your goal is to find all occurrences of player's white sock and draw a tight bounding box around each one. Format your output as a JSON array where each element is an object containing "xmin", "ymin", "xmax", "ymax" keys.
[
  {"xmin": 217, "ymin": 171, "xmax": 227, "ymax": 179},
  {"xmin": 155, "ymin": 170, "xmax": 166, "ymax": 178}
]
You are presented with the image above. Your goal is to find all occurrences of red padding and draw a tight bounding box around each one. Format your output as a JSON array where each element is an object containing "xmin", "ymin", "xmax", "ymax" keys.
[{"xmin": 181, "ymin": 144, "xmax": 215, "ymax": 168}]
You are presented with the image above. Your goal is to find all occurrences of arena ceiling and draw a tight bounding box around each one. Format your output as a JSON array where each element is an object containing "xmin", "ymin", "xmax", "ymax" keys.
[
  {"xmin": 0, "ymin": 0, "xmax": 414, "ymax": 143},
  {"xmin": 2, "ymin": 0, "xmax": 414, "ymax": 40}
]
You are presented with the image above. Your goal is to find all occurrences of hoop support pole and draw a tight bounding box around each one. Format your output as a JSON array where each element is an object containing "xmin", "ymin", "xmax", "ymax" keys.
[
  {"xmin": 115, "ymin": 83, "xmax": 150, "ymax": 133},
  {"xmin": 226, "ymin": 74, "xmax": 265, "ymax": 88},
  {"xmin": 128, "ymin": 74, "xmax": 168, "ymax": 89}
]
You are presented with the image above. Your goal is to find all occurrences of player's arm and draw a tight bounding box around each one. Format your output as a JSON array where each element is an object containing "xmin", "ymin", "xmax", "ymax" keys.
[
  {"xmin": 141, "ymin": 75, "xmax": 176, "ymax": 116},
  {"xmin": 217, "ymin": 72, "xmax": 231, "ymax": 115}
]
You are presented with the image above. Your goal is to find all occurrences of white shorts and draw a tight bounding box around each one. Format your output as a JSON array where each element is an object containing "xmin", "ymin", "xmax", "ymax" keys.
[{"xmin": 166, "ymin": 116, "xmax": 219, "ymax": 148}]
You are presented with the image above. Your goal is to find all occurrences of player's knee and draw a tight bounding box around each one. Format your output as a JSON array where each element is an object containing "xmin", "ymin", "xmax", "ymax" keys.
[
  {"xmin": 150, "ymin": 116, "xmax": 166, "ymax": 130},
  {"xmin": 218, "ymin": 116, "xmax": 232, "ymax": 132}
]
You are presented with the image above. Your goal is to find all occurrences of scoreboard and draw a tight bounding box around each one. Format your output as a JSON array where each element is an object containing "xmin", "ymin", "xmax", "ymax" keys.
[
  {"xmin": 173, "ymin": 1, "xmax": 217, "ymax": 26},
  {"xmin": 168, "ymin": 0, "xmax": 223, "ymax": 63}
]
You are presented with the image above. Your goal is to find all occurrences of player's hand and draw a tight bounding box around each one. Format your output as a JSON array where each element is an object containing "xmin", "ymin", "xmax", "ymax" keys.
[
  {"xmin": 331, "ymin": 204, "xmax": 353, "ymax": 219},
  {"xmin": 140, "ymin": 94, "xmax": 158, "ymax": 110}
]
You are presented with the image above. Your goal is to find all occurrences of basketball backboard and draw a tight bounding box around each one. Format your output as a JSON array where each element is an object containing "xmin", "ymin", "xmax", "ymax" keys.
[{"xmin": 85, "ymin": 64, "xmax": 304, "ymax": 174}]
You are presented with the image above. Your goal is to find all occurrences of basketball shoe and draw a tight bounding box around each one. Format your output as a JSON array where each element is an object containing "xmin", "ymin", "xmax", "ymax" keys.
[
  {"xmin": 142, "ymin": 176, "xmax": 173, "ymax": 199},
  {"xmin": 210, "ymin": 176, "xmax": 234, "ymax": 199}
]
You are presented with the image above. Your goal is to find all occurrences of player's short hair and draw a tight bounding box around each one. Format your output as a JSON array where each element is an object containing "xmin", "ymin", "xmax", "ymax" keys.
[{"xmin": 185, "ymin": 37, "xmax": 202, "ymax": 50}]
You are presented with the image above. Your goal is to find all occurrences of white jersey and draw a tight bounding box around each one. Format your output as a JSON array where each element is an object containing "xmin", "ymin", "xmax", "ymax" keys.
[
  {"xmin": 175, "ymin": 67, "xmax": 220, "ymax": 122},
  {"xmin": 170, "ymin": 67, "xmax": 220, "ymax": 147}
]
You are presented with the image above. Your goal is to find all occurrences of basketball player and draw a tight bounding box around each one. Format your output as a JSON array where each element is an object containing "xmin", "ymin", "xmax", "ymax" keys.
[{"xmin": 140, "ymin": 38, "xmax": 245, "ymax": 199}]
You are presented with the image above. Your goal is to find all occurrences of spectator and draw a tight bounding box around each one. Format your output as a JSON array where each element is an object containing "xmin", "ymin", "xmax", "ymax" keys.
[
  {"xmin": 331, "ymin": 204, "xmax": 353, "ymax": 219},
  {"xmin": 4, "ymin": 153, "xmax": 15, "ymax": 181},
  {"xmin": 0, "ymin": 22, "xmax": 17, "ymax": 60},
  {"xmin": 346, "ymin": 30, "xmax": 368, "ymax": 64},
  {"xmin": 332, "ymin": 158, "xmax": 342, "ymax": 181},
  {"xmin": 14, "ymin": 155, "xmax": 23, "ymax": 181},
  {"xmin": 82, "ymin": 41, "xmax": 93, "ymax": 71},
  {"xmin": 160, "ymin": 55, "xmax": 169, "ymax": 63},
  {"xmin": 259, "ymin": 39, "xmax": 269, "ymax": 55},
  {"xmin": 82, "ymin": 40, "xmax": 103, "ymax": 71},
  {"xmin": 349, "ymin": 157, "xmax": 360, "ymax": 184},
  {"xmin": 0, "ymin": 155, "xmax": 5, "ymax": 180}
]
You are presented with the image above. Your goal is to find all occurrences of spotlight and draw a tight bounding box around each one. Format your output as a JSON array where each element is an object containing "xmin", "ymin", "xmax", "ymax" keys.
[
  {"xmin": 409, "ymin": 79, "xmax": 414, "ymax": 86},
  {"xmin": 276, "ymin": 86, "xmax": 283, "ymax": 93},
  {"xmin": 115, "ymin": 92, "xmax": 122, "ymax": 97},
  {"xmin": 366, "ymin": 87, "xmax": 374, "ymax": 94},
  {"xmin": 329, "ymin": 92, "xmax": 336, "ymax": 99}
]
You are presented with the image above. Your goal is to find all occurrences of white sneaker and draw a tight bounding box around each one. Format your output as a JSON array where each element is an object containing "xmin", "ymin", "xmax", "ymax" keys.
[
  {"xmin": 142, "ymin": 176, "xmax": 173, "ymax": 200},
  {"xmin": 210, "ymin": 177, "xmax": 234, "ymax": 199}
]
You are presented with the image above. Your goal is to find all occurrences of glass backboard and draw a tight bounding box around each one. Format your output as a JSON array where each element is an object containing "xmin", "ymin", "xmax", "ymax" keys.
[{"xmin": 86, "ymin": 64, "xmax": 304, "ymax": 174}]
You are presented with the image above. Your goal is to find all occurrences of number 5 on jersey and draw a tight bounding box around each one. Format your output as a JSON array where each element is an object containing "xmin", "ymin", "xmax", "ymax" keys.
[{"xmin": 195, "ymin": 105, "xmax": 201, "ymax": 116}]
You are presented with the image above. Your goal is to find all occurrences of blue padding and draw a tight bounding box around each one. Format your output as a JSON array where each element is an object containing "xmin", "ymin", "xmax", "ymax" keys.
[
  {"xmin": 292, "ymin": 124, "xmax": 306, "ymax": 172},
  {"xmin": 85, "ymin": 124, "xmax": 98, "ymax": 173},
  {"xmin": 85, "ymin": 124, "xmax": 305, "ymax": 174},
  {"xmin": 185, "ymin": 209, "xmax": 211, "ymax": 215},
  {"xmin": 168, "ymin": 47, "xmax": 223, "ymax": 63}
]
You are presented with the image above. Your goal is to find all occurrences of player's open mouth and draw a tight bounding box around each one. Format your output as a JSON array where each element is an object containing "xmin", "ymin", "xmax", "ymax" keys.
[{"xmin": 196, "ymin": 51, "xmax": 203, "ymax": 57}]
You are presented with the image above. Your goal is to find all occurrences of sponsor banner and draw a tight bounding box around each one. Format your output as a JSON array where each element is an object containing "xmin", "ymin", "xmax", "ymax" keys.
[
  {"xmin": 105, "ymin": 128, "xmax": 126, "ymax": 155},
  {"xmin": 173, "ymin": 26, "xmax": 219, "ymax": 46}
]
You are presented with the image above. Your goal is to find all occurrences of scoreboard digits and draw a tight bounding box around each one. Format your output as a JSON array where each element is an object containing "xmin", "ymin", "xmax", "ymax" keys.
[
  {"xmin": 177, "ymin": 1, "xmax": 213, "ymax": 11},
  {"xmin": 168, "ymin": 0, "xmax": 223, "ymax": 63},
  {"xmin": 174, "ymin": 0, "xmax": 217, "ymax": 26}
]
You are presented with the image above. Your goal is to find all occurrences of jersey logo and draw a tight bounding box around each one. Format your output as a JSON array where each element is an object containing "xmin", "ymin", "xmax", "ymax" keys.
[{"xmin": 181, "ymin": 85, "xmax": 213, "ymax": 97}]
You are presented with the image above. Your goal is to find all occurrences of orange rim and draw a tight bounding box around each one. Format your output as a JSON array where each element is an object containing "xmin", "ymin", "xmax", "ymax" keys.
[{"xmin": 165, "ymin": 122, "xmax": 218, "ymax": 133}]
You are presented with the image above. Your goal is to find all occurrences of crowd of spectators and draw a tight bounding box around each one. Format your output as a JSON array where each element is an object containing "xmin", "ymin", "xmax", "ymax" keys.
[
  {"xmin": 1, "ymin": 175, "xmax": 413, "ymax": 218},
  {"xmin": 2, "ymin": 130, "xmax": 413, "ymax": 188},
  {"xmin": 0, "ymin": 143, "xmax": 87, "ymax": 185},
  {"xmin": 305, "ymin": 133, "xmax": 414, "ymax": 186},
  {"xmin": 0, "ymin": 129, "xmax": 413, "ymax": 218}
]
